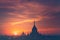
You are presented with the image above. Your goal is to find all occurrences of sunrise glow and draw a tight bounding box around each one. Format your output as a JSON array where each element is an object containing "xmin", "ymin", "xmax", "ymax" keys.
[
  {"xmin": 12, "ymin": 31, "xmax": 21, "ymax": 36},
  {"xmin": 13, "ymin": 32, "xmax": 18, "ymax": 36},
  {"xmin": 0, "ymin": 0, "xmax": 60, "ymax": 36}
]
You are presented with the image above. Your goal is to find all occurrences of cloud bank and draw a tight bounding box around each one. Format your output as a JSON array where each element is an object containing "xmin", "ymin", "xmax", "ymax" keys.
[{"xmin": 0, "ymin": 0, "xmax": 60, "ymax": 35}]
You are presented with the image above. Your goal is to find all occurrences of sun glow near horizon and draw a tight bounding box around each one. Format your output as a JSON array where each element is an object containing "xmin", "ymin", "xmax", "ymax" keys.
[{"xmin": 13, "ymin": 31, "xmax": 19, "ymax": 36}]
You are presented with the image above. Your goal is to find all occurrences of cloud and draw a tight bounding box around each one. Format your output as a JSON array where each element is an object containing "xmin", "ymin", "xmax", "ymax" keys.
[
  {"xmin": 0, "ymin": 0, "xmax": 60, "ymax": 35},
  {"xmin": 38, "ymin": 12, "xmax": 60, "ymax": 28},
  {"xmin": 0, "ymin": 8, "xmax": 15, "ymax": 13},
  {"xmin": 0, "ymin": 3, "xmax": 15, "ymax": 7},
  {"xmin": 0, "ymin": 0, "xmax": 60, "ymax": 27},
  {"xmin": 27, "ymin": 0, "xmax": 60, "ymax": 6},
  {"xmin": 11, "ymin": 19, "xmax": 40, "ymax": 25},
  {"xmin": 0, "ymin": 8, "xmax": 16, "ymax": 20}
]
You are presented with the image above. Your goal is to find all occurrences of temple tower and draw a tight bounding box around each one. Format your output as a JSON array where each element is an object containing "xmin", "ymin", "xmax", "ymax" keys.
[{"xmin": 32, "ymin": 21, "xmax": 37, "ymax": 33}]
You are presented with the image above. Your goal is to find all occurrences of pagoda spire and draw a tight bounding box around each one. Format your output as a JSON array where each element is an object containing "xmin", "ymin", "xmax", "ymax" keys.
[
  {"xmin": 32, "ymin": 20, "xmax": 37, "ymax": 33},
  {"xmin": 33, "ymin": 19, "xmax": 36, "ymax": 26}
]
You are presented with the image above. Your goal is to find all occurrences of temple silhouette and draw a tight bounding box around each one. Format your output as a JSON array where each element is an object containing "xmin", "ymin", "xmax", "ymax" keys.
[
  {"xmin": 0, "ymin": 21, "xmax": 60, "ymax": 40},
  {"xmin": 17, "ymin": 21, "xmax": 45, "ymax": 40},
  {"xmin": 26, "ymin": 21, "xmax": 44, "ymax": 40}
]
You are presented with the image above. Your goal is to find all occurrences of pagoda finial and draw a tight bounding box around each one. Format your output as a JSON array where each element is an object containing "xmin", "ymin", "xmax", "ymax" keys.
[
  {"xmin": 31, "ymin": 19, "xmax": 37, "ymax": 33},
  {"xmin": 34, "ymin": 19, "xmax": 35, "ymax": 26}
]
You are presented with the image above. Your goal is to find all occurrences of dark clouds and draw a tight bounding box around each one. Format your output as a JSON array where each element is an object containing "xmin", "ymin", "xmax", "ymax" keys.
[
  {"xmin": 0, "ymin": 3, "xmax": 15, "ymax": 7},
  {"xmin": 28, "ymin": 0, "xmax": 60, "ymax": 6},
  {"xmin": 47, "ymin": 12, "xmax": 60, "ymax": 25},
  {"xmin": 0, "ymin": 8, "xmax": 15, "ymax": 13},
  {"xmin": 0, "ymin": 8, "xmax": 16, "ymax": 25},
  {"xmin": 39, "ymin": 12, "xmax": 60, "ymax": 28},
  {"xmin": 0, "ymin": 8, "xmax": 16, "ymax": 20}
]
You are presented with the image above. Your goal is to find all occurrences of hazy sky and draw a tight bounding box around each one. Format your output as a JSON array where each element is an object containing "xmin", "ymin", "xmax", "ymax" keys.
[{"xmin": 0, "ymin": 0, "xmax": 60, "ymax": 35}]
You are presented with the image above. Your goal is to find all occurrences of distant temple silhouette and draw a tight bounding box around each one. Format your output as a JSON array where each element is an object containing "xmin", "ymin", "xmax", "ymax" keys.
[
  {"xmin": 32, "ymin": 21, "xmax": 38, "ymax": 33},
  {"xmin": 0, "ymin": 21, "xmax": 60, "ymax": 40},
  {"xmin": 26, "ymin": 21, "xmax": 44, "ymax": 40}
]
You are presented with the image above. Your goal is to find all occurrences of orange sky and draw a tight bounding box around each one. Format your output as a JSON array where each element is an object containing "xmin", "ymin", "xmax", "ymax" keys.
[{"xmin": 0, "ymin": 0, "xmax": 60, "ymax": 36}]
